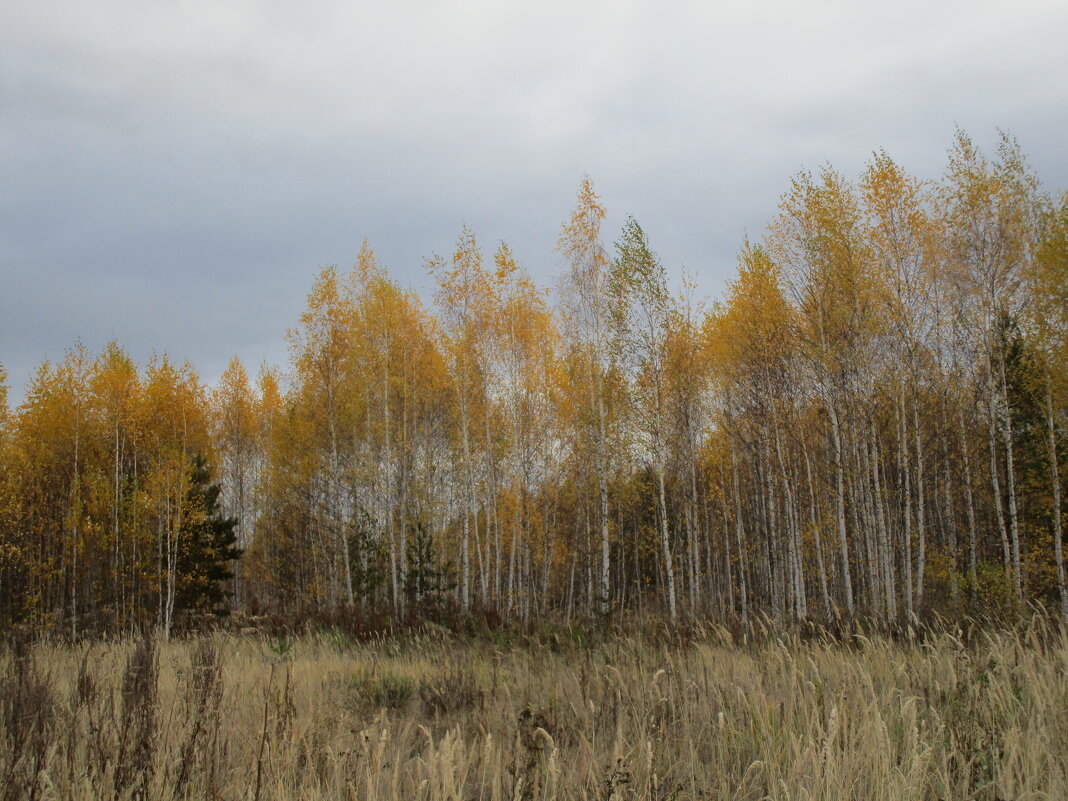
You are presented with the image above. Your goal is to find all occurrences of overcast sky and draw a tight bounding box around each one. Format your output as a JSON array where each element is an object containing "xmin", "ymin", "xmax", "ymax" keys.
[{"xmin": 2, "ymin": 0, "xmax": 1067, "ymax": 403}]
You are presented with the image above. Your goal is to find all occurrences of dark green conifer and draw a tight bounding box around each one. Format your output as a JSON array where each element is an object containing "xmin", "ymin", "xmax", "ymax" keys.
[{"xmin": 176, "ymin": 454, "xmax": 242, "ymax": 617}]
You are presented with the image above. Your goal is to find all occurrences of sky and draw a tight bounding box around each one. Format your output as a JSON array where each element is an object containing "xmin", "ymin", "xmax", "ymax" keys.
[{"xmin": 3, "ymin": 0, "xmax": 1067, "ymax": 403}]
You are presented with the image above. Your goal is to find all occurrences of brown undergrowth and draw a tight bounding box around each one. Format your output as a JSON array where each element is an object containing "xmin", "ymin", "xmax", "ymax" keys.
[{"xmin": 1, "ymin": 616, "xmax": 1065, "ymax": 800}]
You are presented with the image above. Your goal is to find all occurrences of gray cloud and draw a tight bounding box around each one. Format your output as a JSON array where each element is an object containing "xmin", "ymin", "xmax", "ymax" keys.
[{"xmin": 3, "ymin": 0, "xmax": 1067, "ymax": 402}]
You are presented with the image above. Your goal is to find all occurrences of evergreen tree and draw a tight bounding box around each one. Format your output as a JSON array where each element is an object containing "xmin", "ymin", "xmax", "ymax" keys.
[
  {"xmin": 176, "ymin": 455, "xmax": 243, "ymax": 617},
  {"xmin": 347, "ymin": 507, "xmax": 388, "ymax": 608},
  {"xmin": 403, "ymin": 522, "xmax": 455, "ymax": 615}
]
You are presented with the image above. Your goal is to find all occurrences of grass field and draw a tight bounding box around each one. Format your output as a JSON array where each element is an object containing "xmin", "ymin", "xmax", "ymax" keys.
[{"xmin": 2, "ymin": 617, "xmax": 1066, "ymax": 800}]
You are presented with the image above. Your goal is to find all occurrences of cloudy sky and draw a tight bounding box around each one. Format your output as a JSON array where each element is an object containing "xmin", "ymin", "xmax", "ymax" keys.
[{"xmin": 2, "ymin": 0, "xmax": 1067, "ymax": 402}]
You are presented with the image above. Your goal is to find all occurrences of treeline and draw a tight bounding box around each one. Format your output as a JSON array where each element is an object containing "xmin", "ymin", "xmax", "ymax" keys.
[{"xmin": 0, "ymin": 130, "xmax": 1065, "ymax": 635}]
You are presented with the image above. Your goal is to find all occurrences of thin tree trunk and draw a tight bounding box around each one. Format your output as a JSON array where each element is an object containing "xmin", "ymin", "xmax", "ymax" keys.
[
  {"xmin": 460, "ymin": 391, "xmax": 472, "ymax": 612},
  {"xmin": 897, "ymin": 387, "xmax": 914, "ymax": 615},
  {"xmin": 774, "ymin": 421, "xmax": 804, "ymax": 620},
  {"xmin": 957, "ymin": 405, "xmax": 980, "ymax": 603},
  {"xmin": 719, "ymin": 495, "xmax": 735, "ymax": 616},
  {"xmin": 687, "ymin": 450, "xmax": 701, "ymax": 612},
  {"xmin": 730, "ymin": 442, "xmax": 749, "ymax": 624},
  {"xmin": 913, "ymin": 401, "xmax": 926, "ymax": 611},
  {"xmin": 940, "ymin": 400, "xmax": 960, "ymax": 609},
  {"xmin": 987, "ymin": 376, "xmax": 1013, "ymax": 592},
  {"xmin": 803, "ymin": 440, "xmax": 832, "ymax": 621},
  {"xmin": 997, "ymin": 351, "xmax": 1024, "ymax": 606},
  {"xmin": 382, "ymin": 351, "xmax": 398, "ymax": 617},
  {"xmin": 871, "ymin": 422, "xmax": 895, "ymax": 619},
  {"xmin": 597, "ymin": 391, "xmax": 610, "ymax": 614},
  {"xmin": 827, "ymin": 397, "xmax": 854, "ymax": 617},
  {"xmin": 657, "ymin": 460, "xmax": 677, "ymax": 624},
  {"xmin": 1045, "ymin": 377, "xmax": 1067, "ymax": 618}
]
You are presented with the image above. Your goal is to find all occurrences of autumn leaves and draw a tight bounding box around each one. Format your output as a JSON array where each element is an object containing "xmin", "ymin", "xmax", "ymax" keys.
[{"xmin": 1, "ymin": 131, "xmax": 1066, "ymax": 633}]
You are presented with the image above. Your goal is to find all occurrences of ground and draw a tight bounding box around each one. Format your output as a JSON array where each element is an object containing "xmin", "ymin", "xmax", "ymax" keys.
[{"xmin": 2, "ymin": 617, "xmax": 1066, "ymax": 800}]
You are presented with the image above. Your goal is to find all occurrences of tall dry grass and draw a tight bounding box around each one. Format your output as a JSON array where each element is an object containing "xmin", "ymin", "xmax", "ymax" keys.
[{"xmin": 1, "ymin": 617, "xmax": 1066, "ymax": 800}]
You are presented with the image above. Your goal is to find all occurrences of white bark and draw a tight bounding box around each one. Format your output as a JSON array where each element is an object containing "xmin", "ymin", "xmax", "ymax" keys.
[{"xmin": 1045, "ymin": 381, "xmax": 1066, "ymax": 618}]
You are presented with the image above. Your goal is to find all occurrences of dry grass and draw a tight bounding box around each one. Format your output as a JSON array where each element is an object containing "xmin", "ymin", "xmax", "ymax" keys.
[{"xmin": 2, "ymin": 618, "xmax": 1066, "ymax": 800}]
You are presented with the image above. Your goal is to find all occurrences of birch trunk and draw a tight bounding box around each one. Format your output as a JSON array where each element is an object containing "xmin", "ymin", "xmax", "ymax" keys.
[
  {"xmin": 460, "ymin": 391, "xmax": 472, "ymax": 611},
  {"xmin": 987, "ymin": 377, "xmax": 1013, "ymax": 590},
  {"xmin": 597, "ymin": 390, "xmax": 611, "ymax": 614},
  {"xmin": 997, "ymin": 352, "xmax": 1024, "ymax": 606},
  {"xmin": 957, "ymin": 406, "xmax": 980, "ymax": 601},
  {"xmin": 912, "ymin": 402, "xmax": 926, "ymax": 611},
  {"xmin": 730, "ymin": 443, "xmax": 749, "ymax": 623},
  {"xmin": 827, "ymin": 397, "xmax": 854, "ymax": 617},
  {"xmin": 1045, "ymin": 379, "xmax": 1066, "ymax": 618},
  {"xmin": 871, "ymin": 428, "xmax": 896, "ymax": 619},
  {"xmin": 803, "ymin": 441, "xmax": 832, "ymax": 621},
  {"xmin": 897, "ymin": 388, "xmax": 913, "ymax": 615},
  {"xmin": 657, "ymin": 461, "xmax": 677, "ymax": 624}
]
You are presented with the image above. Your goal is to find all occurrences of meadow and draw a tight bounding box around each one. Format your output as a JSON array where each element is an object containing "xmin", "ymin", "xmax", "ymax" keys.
[{"xmin": 2, "ymin": 616, "xmax": 1066, "ymax": 801}]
